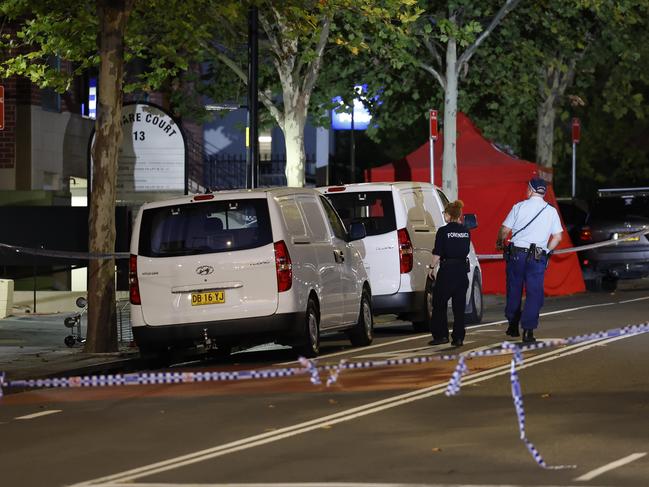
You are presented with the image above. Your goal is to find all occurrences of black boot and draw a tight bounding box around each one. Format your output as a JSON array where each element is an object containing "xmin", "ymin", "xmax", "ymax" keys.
[
  {"xmin": 428, "ymin": 336, "xmax": 450, "ymax": 346},
  {"xmin": 506, "ymin": 323, "xmax": 520, "ymax": 337},
  {"xmin": 522, "ymin": 329, "xmax": 536, "ymax": 343}
]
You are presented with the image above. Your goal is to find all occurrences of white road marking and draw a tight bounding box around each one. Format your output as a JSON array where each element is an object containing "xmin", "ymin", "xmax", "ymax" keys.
[
  {"xmin": 14, "ymin": 409, "xmax": 62, "ymax": 420},
  {"xmin": 71, "ymin": 333, "xmax": 635, "ymax": 486},
  {"xmin": 618, "ymin": 296, "xmax": 649, "ymax": 304},
  {"xmin": 354, "ymin": 341, "xmax": 477, "ymax": 360},
  {"xmin": 93, "ymin": 483, "xmax": 577, "ymax": 487},
  {"xmin": 574, "ymin": 452, "xmax": 647, "ymax": 481},
  {"xmin": 276, "ymin": 295, "xmax": 646, "ymax": 366}
]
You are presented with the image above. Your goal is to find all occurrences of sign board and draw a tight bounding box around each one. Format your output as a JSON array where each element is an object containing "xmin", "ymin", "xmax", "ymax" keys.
[
  {"xmin": 0, "ymin": 85, "xmax": 4, "ymax": 131},
  {"xmin": 572, "ymin": 117, "xmax": 580, "ymax": 144},
  {"xmin": 90, "ymin": 102, "xmax": 186, "ymax": 202},
  {"xmin": 429, "ymin": 109, "xmax": 438, "ymax": 140}
]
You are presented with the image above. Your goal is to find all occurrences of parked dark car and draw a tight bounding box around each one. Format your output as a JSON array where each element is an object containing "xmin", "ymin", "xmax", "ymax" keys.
[{"xmin": 573, "ymin": 188, "xmax": 649, "ymax": 291}]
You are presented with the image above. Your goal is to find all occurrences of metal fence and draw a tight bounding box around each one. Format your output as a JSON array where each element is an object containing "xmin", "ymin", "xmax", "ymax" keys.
[
  {"xmin": 205, "ymin": 154, "xmax": 317, "ymax": 190},
  {"xmin": 116, "ymin": 298, "xmax": 133, "ymax": 344}
]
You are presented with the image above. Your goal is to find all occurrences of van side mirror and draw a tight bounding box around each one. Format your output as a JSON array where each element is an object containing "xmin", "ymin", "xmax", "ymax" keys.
[
  {"xmin": 464, "ymin": 213, "xmax": 478, "ymax": 230},
  {"xmin": 348, "ymin": 222, "xmax": 367, "ymax": 241}
]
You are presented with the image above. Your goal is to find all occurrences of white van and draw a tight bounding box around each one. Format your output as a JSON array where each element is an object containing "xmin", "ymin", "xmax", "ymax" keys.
[
  {"xmin": 318, "ymin": 182, "xmax": 482, "ymax": 330},
  {"xmin": 129, "ymin": 187, "xmax": 373, "ymax": 358}
]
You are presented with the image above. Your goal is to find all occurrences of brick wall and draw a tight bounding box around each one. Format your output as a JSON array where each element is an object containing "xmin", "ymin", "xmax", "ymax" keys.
[{"xmin": 0, "ymin": 77, "xmax": 17, "ymax": 170}]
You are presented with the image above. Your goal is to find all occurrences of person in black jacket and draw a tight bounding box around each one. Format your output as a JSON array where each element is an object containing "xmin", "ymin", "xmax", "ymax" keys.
[{"xmin": 429, "ymin": 200, "xmax": 471, "ymax": 347}]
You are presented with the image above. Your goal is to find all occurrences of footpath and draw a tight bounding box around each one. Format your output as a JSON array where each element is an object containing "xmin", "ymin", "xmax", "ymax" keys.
[{"xmin": 0, "ymin": 311, "xmax": 139, "ymax": 381}]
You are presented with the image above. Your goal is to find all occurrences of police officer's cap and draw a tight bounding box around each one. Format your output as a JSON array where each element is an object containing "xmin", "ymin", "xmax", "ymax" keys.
[{"xmin": 528, "ymin": 177, "xmax": 547, "ymax": 195}]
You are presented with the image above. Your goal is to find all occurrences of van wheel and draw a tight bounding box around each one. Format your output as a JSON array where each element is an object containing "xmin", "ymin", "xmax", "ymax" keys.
[
  {"xmin": 295, "ymin": 298, "xmax": 320, "ymax": 358},
  {"xmin": 465, "ymin": 273, "xmax": 483, "ymax": 324},
  {"xmin": 412, "ymin": 278, "xmax": 434, "ymax": 332},
  {"xmin": 349, "ymin": 289, "xmax": 373, "ymax": 347}
]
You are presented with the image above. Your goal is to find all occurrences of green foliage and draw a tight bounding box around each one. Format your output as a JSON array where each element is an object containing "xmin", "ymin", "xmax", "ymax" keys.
[{"xmin": 1, "ymin": 0, "xmax": 217, "ymax": 113}]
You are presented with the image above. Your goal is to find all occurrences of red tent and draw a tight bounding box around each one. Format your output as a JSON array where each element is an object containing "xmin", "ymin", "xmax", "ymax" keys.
[{"xmin": 365, "ymin": 113, "xmax": 585, "ymax": 296}]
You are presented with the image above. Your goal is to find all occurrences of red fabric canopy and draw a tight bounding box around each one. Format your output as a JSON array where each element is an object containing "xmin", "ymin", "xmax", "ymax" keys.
[{"xmin": 365, "ymin": 113, "xmax": 585, "ymax": 296}]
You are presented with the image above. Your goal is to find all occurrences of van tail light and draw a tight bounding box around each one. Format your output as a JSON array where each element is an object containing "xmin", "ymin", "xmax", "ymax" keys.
[
  {"xmin": 129, "ymin": 254, "xmax": 141, "ymax": 305},
  {"xmin": 274, "ymin": 240, "xmax": 293, "ymax": 292},
  {"xmin": 398, "ymin": 228, "xmax": 414, "ymax": 274},
  {"xmin": 579, "ymin": 227, "xmax": 592, "ymax": 242}
]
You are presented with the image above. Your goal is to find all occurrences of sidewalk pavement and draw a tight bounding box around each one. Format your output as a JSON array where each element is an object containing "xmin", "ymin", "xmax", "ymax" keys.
[{"xmin": 0, "ymin": 312, "xmax": 139, "ymax": 382}]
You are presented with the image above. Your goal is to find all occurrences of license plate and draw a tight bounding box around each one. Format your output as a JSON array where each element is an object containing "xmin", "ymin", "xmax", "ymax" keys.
[
  {"xmin": 617, "ymin": 232, "xmax": 640, "ymax": 242},
  {"xmin": 191, "ymin": 291, "xmax": 225, "ymax": 306}
]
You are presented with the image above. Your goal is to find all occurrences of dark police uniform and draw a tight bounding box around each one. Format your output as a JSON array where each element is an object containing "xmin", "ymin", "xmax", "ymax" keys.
[{"xmin": 430, "ymin": 222, "xmax": 471, "ymax": 344}]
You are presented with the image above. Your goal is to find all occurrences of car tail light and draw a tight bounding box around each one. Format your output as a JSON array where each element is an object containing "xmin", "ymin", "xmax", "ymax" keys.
[
  {"xmin": 193, "ymin": 194, "xmax": 215, "ymax": 201},
  {"xmin": 579, "ymin": 227, "xmax": 592, "ymax": 242},
  {"xmin": 582, "ymin": 259, "xmax": 590, "ymax": 266},
  {"xmin": 274, "ymin": 240, "xmax": 293, "ymax": 292},
  {"xmin": 129, "ymin": 254, "xmax": 141, "ymax": 305},
  {"xmin": 398, "ymin": 228, "xmax": 413, "ymax": 274}
]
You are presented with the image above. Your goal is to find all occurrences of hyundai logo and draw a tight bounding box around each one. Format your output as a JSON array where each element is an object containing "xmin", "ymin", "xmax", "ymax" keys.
[{"xmin": 196, "ymin": 265, "xmax": 214, "ymax": 276}]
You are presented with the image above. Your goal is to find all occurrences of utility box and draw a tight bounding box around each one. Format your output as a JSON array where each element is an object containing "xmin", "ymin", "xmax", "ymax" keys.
[{"xmin": 0, "ymin": 279, "xmax": 14, "ymax": 318}]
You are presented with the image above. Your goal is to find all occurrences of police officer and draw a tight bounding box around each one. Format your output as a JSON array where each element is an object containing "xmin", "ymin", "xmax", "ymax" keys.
[
  {"xmin": 496, "ymin": 178, "xmax": 563, "ymax": 343},
  {"xmin": 429, "ymin": 200, "xmax": 471, "ymax": 347}
]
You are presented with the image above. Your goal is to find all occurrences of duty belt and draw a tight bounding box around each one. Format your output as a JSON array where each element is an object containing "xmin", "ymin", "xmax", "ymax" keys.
[
  {"xmin": 512, "ymin": 246, "xmax": 548, "ymax": 256},
  {"xmin": 440, "ymin": 257, "xmax": 469, "ymax": 264}
]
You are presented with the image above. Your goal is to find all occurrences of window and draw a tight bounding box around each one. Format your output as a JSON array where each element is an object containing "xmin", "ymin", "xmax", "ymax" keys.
[
  {"xmin": 590, "ymin": 196, "xmax": 649, "ymax": 221},
  {"xmin": 278, "ymin": 198, "xmax": 308, "ymax": 237},
  {"xmin": 319, "ymin": 196, "xmax": 347, "ymax": 240},
  {"xmin": 325, "ymin": 191, "xmax": 396, "ymax": 236},
  {"xmin": 138, "ymin": 199, "xmax": 272, "ymax": 257},
  {"xmin": 299, "ymin": 199, "xmax": 328, "ymax": 242},
  {"xmin": 41, "ymin": 56, "xmax": 61, "ymax": 112},
  {"xmin": 437, "ymin": 189, "xmax": 450, "ymax": 208}
]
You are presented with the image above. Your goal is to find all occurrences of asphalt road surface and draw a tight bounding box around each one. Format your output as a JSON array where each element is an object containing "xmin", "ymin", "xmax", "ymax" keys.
[{"xmin": 1, "ymin": 281, "xmax": 648, "ymax": 487}]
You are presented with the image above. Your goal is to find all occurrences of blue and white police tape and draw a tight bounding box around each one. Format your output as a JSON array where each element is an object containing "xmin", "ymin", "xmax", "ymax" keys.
[
  {"xmin": 0, "ymin": 352, "xmax": 457, "ymax": 397},
  {"xmin": 0, "ymin": 366, "xmax": 311, "ymax": 397},
  {"xmin": 444, "ymin": 322, "xmax": 649, "ymax": 469},
  {"xmin": 475, "ymin": 227, "xmax": 649, "ymax": 261},
  {"xmin": 508, "ymin": 350, "xmax": 576, "ymax": 470}
]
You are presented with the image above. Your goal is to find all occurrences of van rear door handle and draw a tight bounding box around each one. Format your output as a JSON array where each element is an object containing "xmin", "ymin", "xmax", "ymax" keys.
[{"xmin": 333, "ymin": 249, "xmax": 345, "ymax": 263}]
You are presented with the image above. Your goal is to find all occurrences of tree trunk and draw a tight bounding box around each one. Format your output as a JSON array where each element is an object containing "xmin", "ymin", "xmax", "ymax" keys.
[
  {"xmin": 536, "ymin": 92, "xmax": 556, "ymax": 171},
  {"xmin": 85, "ymin": 0, "xmax": 133, "ymax": 353},
  {"xmin": 535, "ymin": 60, "xmax": 577, "ymax": 182},
  {"xmin": 442, "ymin": 37, "xmax": 459, "ymax": 200},
  {"xmin": 283, "ymin": 111, "xmax": 307, "ymax": 187}
]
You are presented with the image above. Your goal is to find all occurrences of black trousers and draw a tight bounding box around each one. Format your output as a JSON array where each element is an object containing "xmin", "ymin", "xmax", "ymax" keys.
[{"xmin": 430, "ymin": 263, "xmax": 469, "ymax": 341}]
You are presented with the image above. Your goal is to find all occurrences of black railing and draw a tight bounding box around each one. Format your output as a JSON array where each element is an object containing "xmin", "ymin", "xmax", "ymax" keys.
[{"xmin": 205, "ymin": 154, "xmax": 317, "ymax": 190}]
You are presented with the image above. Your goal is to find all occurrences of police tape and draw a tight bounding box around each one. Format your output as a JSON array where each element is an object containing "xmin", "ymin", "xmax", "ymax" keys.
[
  {"xmin": 1, "ymin": 323, "xmax": 647, "ymax": 398},
  {"xmin": 443, "ymin": 322, "xmax": 649, "ymax": 469},
  {"xmin": 1, "ymin": 227, "xmax": 647, "ymax": 262},
  {"xmin": 2, "ymin": 323, "xmax": 648, "ymax": 470},
  {"xmin": 475, "ymin": 227, "xmax": 649, "ymax": 260},
  {"xmin": 0, "ymin": 242, "xmax": 129, "ymax": 260}
]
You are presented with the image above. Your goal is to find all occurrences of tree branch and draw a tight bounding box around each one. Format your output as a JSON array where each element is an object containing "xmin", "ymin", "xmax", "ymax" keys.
[
  {"xmin": 422, "ymin": 35, "xmax": 443, "ymax": 69},
  {"xmin": 301, "ymin": 16, "xmax": 331, "ymax": 103},
  {"xmin": 215, "ymin": 51, "xmax": 283, "ymax": 123},
  {"xmin": 417, "ymin": 61, "xmax": 446, "ymax": 90},
  {"xmin": 457, "ymin": 0, "xmax": 521, "ymax": 73}
]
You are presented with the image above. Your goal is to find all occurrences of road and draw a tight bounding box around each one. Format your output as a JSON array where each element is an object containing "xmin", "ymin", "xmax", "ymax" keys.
[{"xmin": 1, "ymin": 281, "xmax": 648, "ymax": 487}]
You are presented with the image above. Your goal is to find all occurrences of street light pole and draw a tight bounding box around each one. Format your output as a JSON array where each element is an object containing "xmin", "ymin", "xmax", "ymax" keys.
[{"xmin": 247, "ymin": 5, "xmax": 259, "ymax": 189}]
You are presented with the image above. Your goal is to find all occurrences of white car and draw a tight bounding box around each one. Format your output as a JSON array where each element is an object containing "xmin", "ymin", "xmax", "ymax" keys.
[
  {"xmin": 318, "ymin": 182, "xmax": 483, "ymax": 331},
  {"xmin": 129, "ymin": 187, "xmax": 373, "ymax": 358}
]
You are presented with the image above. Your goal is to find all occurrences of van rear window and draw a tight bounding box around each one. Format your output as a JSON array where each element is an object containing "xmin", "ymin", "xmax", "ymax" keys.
[
  {"xmin": 326, "ymin": 191, "xmax": 396, "ymax": 236},
  {"xmin": 138, "ymin": 199, "xmax": 272, "ymax": 257}
]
